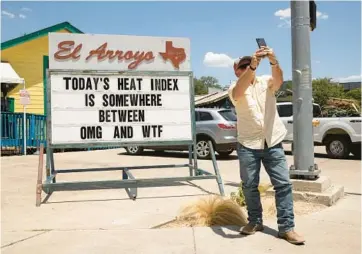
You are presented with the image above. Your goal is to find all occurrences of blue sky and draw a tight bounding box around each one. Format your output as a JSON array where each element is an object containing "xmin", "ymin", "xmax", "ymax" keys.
[{"xmin": 1, "ymin": 1, "xmax": 361, "ymax": 86}]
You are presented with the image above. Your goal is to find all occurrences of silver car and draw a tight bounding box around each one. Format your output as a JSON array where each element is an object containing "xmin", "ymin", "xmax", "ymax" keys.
[{"xmin": 125, "ymin": 108, "xmax": 238, "ymax": 159}]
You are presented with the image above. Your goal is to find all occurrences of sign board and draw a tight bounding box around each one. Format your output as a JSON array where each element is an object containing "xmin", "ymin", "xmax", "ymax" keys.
[
  {"xmin": 48, "ymin": 33, "xmax": 191, "ymax": 72},
  {"xmin": 19, "ymin": 89, "xmax": 30, "ymax": 105},
  {"xmin": 49, "ymin": 72, "xmax": 192, "ymax": 145},
  {"xmin": 39, "ymin": 33, "xmax": 226, "ymax": 205}
]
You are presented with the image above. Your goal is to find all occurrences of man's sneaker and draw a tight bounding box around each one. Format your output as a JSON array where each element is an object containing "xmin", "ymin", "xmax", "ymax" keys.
[
  {"xmin": 278, "ymin": 230, "xmax": 305, "ymax": 245},
  {"xmin": 240, "ymin": 223, "xmax": 264, "ymax": 235}
]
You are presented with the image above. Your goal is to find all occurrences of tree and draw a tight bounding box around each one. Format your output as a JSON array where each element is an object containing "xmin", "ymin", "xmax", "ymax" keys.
[
  {"xmin": 193, "ymin": 76, "xmax": 222, "ymax": 95},
  {"xmin": 199, "ymin": 76, "xmax": 221, "ymax": 89},
  {"xmin": 312, "ymin": 78, "xmax": 345, "ymax": 107},
  {"xmin": 345, "ymin": 88, "xmax": 361, "ymax": 103},
  {"xmin": 284, "ymin": 80, "xmax": 293, "ymax": 91},
  {"xmin": 194, "ymin": 77, "xmax": 208, "ymax": 95}
]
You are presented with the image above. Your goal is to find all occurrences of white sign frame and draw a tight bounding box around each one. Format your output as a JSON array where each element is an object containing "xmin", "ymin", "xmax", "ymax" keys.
[
  {"xmin": 46, "ymin": 70, "xmax": 195, "ymax": 149},
  {"xmin": 48, "ymin": 33, "xmax": 191, "ymax": 72}
]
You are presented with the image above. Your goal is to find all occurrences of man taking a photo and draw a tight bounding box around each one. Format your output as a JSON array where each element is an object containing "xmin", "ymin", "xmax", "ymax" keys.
[{"xmin": 228, "ymin": 46, "xmax": 305, "ymax": 245}]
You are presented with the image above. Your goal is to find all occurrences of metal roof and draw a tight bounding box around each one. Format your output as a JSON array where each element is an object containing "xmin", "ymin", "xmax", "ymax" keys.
[
  {"xmin": 195, "ymin": 90, "xmax": 229, "ymax": 106},
  {"xmin": 195, "ymin": 94, "xmax": 210, "ymax": 100}
]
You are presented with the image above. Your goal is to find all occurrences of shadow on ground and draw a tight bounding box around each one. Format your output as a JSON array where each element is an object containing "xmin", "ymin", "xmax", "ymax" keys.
[
  {"xmin": 284, "ymin": 150, "xmax": 361, "ymax": 161},
  {"xmin": 119, "ymin": 149, "xmax": 360, "ymax": 161},
  {"xmin": 118, "ymin": 150, "xmax": 238, "ymax": 161},
  {"xmin": 210, "ymin": 225, "xmax": 279, "ymax": 239}
]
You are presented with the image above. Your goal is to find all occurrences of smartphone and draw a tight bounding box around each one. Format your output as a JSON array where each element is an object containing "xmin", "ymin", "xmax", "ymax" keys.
[{"xmin": 256, "ymin": 38, "xmax": 267, "ymax": 48}]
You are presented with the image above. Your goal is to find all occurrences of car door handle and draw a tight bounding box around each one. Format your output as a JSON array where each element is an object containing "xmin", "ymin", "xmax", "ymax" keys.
[
  {"xmin": 350, "ymin": 120, "xmax": 361, "ymax": 123},
  {"xmin": 287, "ymin": 121, "xmax": 293, "ymax": 124}
]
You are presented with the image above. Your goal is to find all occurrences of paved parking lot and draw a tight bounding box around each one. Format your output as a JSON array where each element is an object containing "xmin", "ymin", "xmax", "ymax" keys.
[{"xmin": 1, "ymin": 144, "xmax": 361, "ymax": 253}]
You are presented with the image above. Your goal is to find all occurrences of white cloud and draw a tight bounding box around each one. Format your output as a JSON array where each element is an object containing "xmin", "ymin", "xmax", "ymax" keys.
[
  {"xmin": 315, "ymin": 60, "xmax": 321, "ymax": 64},
  {"xmin": 21, "ymin": 7, "xmax": 32, "ymax": 12},
  {"xmin": 332, "ymin": 75, "xmax": 362, "ymax": 83},
  {"xmin": 19, "ymin": 14, "xmax": 26, "ymax": 19},
  {"xmin": 1, "ymin": 10, "xmax": 15, "ymax": 19},
  {"xmin": 203, "ymin": 52, "xmax": 235, "ymax": 68},
  {"xmin": 317, "ymin": 11, "xmax": 328, "ymax": 20},
  {"xmin": 274, "ymin": 8, "xmax": 328, "ymax": 28},
  {"xmin": 274, "ymin": 8, "xmax": 291, "ymax": 20}
]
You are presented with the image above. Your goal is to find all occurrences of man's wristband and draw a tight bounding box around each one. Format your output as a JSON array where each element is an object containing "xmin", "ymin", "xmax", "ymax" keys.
[
  {"xmin": 249, "ymin": 65, "xmax": 256, "ymax": 71},
  {"xmin": 270, "ymin": 60, "xmax": 278, "ymax": 66}
]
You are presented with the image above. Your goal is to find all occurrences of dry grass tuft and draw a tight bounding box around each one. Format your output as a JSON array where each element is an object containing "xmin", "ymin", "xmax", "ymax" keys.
[
  {"xmin": 177, "ymin": 195, "xmax": 248, "ymax": 227},
  {"xmin": 152, "ymin": 181, "xmax": 327, "ymax": 229}
]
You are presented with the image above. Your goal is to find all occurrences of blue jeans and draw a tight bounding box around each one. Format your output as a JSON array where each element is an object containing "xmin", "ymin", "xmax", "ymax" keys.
[{"xmin": 236, "ymin": 142, "xmax": 295, "ymax": 233}]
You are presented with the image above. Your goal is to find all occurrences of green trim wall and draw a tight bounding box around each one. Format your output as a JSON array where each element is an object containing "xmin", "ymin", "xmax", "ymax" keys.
[
  {"xmin": 1, "ymin": 21, "xmax": 83, "ymax": 116},
  {"xmin": 8, "ymin": 98, "xmax": 14, "ymax": 112},
  {"xmin": 1, "ymin": 21, "xmax": 83, "ymax": 50},
  {"xmin": 43, "ymin": 55, "xmax": 49, "ymax": 116}
]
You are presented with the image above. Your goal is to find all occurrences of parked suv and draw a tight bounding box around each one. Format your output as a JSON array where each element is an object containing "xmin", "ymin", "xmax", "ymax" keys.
[{"xmin": 124, "ymin": 108, "xmax": 238, "ymax": 159}]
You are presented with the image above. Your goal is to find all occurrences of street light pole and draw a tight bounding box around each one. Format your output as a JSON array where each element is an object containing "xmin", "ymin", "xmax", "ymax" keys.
[{"xmin": 290, "ymin": 0, "xmax": 320, "ymax": 179}]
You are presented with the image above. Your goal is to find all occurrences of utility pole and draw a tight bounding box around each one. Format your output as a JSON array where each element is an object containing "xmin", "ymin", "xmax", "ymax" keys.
[{"xmin": 289, "ymin": 1, "xmax": 320, "ymax": 180}]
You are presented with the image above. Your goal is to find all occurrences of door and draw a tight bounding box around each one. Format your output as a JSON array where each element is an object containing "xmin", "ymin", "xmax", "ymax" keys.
[
  {"xmin": 346, "ymin": 117, "xmax": 362, "ymax": 142},
  {"xmin": 277, "ymin": 104, "xmax": 294, "ymax": 141}
]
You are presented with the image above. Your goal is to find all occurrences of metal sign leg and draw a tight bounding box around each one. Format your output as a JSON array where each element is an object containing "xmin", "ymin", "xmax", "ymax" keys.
[
  {"xmin": 45, "ymin": 147, "xmax": 51, "ymax": 178},
  {"xmin": 122, "ymin": 168, "xmax": 137, "ymax": 200},
  {"xmin": 36, "ymin": 144, "xmax": 44, "ymax": 207},
  {"xmin": 193, "ymin": 141, "xmax": 200, "ymax": 176},
  {"xmin": 188, "ymin": 145, "xmax": 193, "ymax": 176},
  {"xmin": 49, "ymin": 149, "xmax": 56, "ymax": 183},
  {"xmin": 208, "ymin": 141, "xmax": 225, "ymax": 196}
]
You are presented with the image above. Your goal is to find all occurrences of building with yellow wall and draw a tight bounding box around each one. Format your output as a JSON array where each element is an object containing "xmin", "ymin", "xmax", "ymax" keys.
[{"xmin": 1, "ymin": 22, "xmax": 83, "ymax": 115}]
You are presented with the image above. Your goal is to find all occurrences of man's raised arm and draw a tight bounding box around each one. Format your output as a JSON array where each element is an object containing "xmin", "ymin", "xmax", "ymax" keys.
[
  {"xmin": 232, "ymin": 49, "xmax": 265, "ymax": 101},
  {"xmin": 232, "ymin": 67, "xmax": 255, "ymax": 100},
  {"xmin": 263, "ymin": 46, "xmax": 284, "ymax": 91}
]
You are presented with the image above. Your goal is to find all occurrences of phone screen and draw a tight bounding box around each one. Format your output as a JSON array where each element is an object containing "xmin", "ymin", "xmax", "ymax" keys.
[{"xmin": 256, "ymin": 38, "xmax": 267, "ymax": 48}]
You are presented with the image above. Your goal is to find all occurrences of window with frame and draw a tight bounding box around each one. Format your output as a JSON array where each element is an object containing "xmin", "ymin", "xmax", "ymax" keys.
[
  {"xmin": 198, "ymin": 111, "xmax": 214, "ymax": 121},
  {"xmin": 277, "ymin": 105, "xmax": 293, "ymax": 117}
]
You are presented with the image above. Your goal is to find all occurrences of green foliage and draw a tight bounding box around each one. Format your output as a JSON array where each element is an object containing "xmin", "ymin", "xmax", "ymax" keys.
[
  {"xmin": 312, "ymin": 78, "xmax": 345, "ymax": 107},
  {"xmin": 194, "ymin": 77, "xmax": 208, "ymax": 95},
  {"xmin": 194, "ymin": 76, "xmax": 221, "ymax": 95},
  {"xmin": 277, "ymin": 95, "xmax": 293, "ymax": 103},
  {"xmin": 230, "ymin": 182, "xmax": 272, "ymax": 207},
  {"xmin": 322, "ymin": 107, "xmax": 360, "ymax": 117},
  {"xmin": 199, "ymin": 76, "xmax": 221, "ymax": 89},
  {"xmin": 230, "ymin": 182, "xmax": 246, "ymax": 207},
  {"xmin": 345, "ymin": 88, "xmax": 361, "ymax": 105},
  {"xmin": 284, "ymin": 80, "xmax": 293, "ymax": 91}
]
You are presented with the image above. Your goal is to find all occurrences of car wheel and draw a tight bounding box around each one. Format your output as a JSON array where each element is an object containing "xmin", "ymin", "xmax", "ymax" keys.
[
  {"xmin": 217, "ymin": 149, "xmax": 233, "ymax": 157},
  {"xmin": 196, "ymin": 139, "xmax": 212, "ymax": 159},
  {"xmin": 350, "ymin": 144, "xmax": 361, "ymax": 159},
  {"xmin": 125, "ymin": 146, "xmax": 144, "ymax": 155},
  {"xmin": 325, "ymin": 136, "xmax": 350, "ymax": 159}
]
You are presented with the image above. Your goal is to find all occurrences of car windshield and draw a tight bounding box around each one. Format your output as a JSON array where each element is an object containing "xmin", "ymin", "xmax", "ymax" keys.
[{"xmin": 218, "ymin": 110, "xmax": 237, "ymax": 121}]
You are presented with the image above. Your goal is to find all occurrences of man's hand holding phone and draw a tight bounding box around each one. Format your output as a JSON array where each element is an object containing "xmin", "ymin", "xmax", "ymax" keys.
[
  {"xmin": 261, "ymin": 46, "xmax": 278, "ymax": 65},
  {"xmin": 255, "ymin": 38, "xmax": 278, "ymax": 65},
  {"xmin": 250, "ymin": 48, "xmax": 266, "ymax": 70}
]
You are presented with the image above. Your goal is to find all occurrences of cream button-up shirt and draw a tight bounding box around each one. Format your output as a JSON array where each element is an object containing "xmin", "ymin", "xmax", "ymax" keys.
[{"xmin": 228, "ymin": 75, "xmax": 287, "ymax": 150}]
